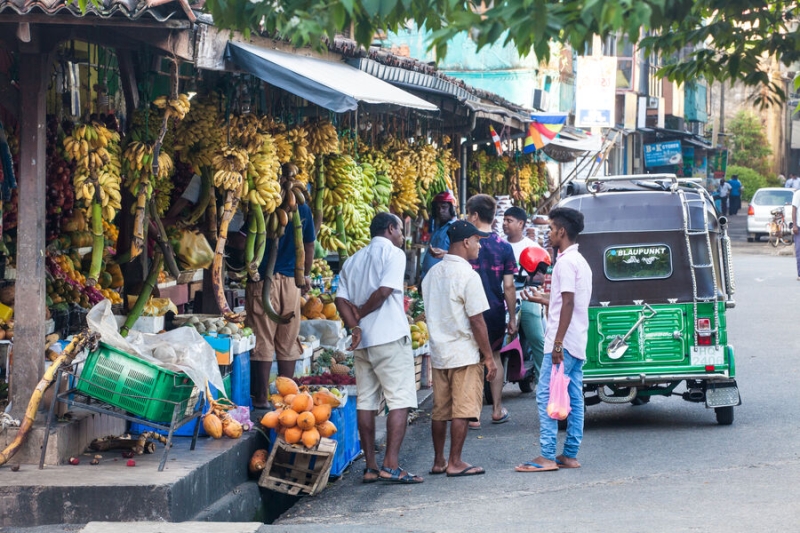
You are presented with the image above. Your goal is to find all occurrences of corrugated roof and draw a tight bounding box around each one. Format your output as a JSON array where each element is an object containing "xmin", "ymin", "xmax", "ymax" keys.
[{"xmin": 0, "ymin": 0, "xmax": 187, "ymax": 21}]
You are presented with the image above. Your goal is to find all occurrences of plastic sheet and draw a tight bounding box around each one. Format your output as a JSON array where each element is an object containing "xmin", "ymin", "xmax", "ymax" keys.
[
  {"xmin": 299, "ymin": 319, "xmax": 346, "ymax": 350},
  {"xmin": 86, "ymin": 300, "xmax": 225, "ymax": 395}
]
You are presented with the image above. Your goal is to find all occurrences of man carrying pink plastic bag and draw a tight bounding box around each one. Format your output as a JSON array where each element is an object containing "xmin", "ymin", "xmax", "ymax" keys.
[{"xmin": 515, "ymin": 207, "xmax": 592, "ymax": 472}]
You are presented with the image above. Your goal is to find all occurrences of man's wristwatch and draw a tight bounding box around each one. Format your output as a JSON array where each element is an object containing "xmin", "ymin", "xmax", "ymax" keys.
[{"xmin": 553, "ymin": 341, "xmax": 563, "ymax": 353}]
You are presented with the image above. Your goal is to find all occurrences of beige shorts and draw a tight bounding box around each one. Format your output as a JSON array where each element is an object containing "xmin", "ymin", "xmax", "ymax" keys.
[
  {"xmin": 354, "ymin": 336, "xmax": 418, "ymax": 411},
  {"xmin": 245, "ymin": 275, "xmax": 303, "ymax": 362},
  {"xmin": 431, "ymin": 363, "xmax": 484, "ymax": 422}
]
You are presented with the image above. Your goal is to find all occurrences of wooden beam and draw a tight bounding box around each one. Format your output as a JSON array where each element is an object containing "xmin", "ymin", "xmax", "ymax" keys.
[
  {"xmin": 117, "ymin": 49, "xmax": 140, "ymax": 128},
  {"xmin": 11, "ymin": 38, "xmax": 51, "ymax": 419}
]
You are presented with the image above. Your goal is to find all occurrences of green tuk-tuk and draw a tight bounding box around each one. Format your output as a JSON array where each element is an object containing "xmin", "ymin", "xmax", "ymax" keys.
[{"xmin": 559, "ymin": 174, "xmax": 741, "ymax": 425}]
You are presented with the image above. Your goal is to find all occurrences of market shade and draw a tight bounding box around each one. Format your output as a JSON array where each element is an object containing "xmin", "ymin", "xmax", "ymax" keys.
[{"xmin": 225, "ymin": 42, "xmax": 439, "ymax": 113}]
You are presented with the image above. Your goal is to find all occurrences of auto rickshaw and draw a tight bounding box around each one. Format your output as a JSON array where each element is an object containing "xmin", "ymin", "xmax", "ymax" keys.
[{"xmin": 558, "ymin": 174, "xmax": 741, "ymax": 425}]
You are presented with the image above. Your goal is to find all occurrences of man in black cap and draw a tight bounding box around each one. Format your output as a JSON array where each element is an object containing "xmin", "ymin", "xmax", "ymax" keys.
[{"xmin": 423, "ymin": 220, "xmax": 499, "ymax": 477}]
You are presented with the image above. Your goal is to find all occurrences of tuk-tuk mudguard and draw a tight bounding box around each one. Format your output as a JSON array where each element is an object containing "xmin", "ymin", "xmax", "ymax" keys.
[{"xmin": 583, "ymin": 301, "xmax": 734, "ymax": 385}]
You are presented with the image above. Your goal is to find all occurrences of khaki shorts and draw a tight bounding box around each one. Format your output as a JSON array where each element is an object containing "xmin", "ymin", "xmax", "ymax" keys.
[
  {"xmin": 245, "ymin": 275, "xmax": 303, "ymax": 362},
  {"xmin": 431, "ymin": 363, "xmax": 484, "ymax": 421},
  {"xmin": 354, "ymin": 336, "xmax": 418, "ymax": 411}
]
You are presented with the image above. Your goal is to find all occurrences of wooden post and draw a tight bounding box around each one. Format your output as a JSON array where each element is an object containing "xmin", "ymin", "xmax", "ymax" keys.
[{"xmin": 10, "ymin": 38, "xmax": 50, "ymax": 419}]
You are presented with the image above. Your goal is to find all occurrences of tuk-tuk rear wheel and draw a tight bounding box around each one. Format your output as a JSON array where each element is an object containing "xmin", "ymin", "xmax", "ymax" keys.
[{"xmin": 715, "ymin": 406, "xmax": 734, "ymax": 425}]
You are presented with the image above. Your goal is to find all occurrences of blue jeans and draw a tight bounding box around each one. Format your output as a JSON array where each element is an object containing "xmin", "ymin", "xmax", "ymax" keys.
[{"xmin": 536, "ymin": 349, "xmax": 585, "ymax": 460}]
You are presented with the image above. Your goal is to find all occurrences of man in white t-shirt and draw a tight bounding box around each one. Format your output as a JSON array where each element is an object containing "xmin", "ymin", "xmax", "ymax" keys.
[
  {"xmin": 502, "ymin": 206, "xmax": 546, "ymax": 384},
  {"xmin": 717, "ymin": 178, "xmax": 732, "ymax": 216},
  {"xmin": 792, "ymin": 189, "xmax": 800, "ymax": 280},
  {"xmin": 516, "ymin": 207, "xmax": 592, "ymax": 473}
]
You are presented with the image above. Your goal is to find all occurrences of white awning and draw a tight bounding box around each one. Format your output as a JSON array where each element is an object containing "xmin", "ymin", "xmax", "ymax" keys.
[{"xmin": 225, "ymin": 42, "xmax": 438, "ymax": 113}]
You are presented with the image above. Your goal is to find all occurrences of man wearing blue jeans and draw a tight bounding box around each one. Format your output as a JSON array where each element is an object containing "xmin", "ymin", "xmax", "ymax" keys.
[{"xmin": 515, "ymin": 207, "xmax": 592, "ymax": 472}]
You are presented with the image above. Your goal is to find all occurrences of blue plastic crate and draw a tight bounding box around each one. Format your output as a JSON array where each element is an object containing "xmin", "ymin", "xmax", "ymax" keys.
[
  {"xmin": 329, "ymin": 399, "xmax": 361, "ymax": 477},
  {"xmin": 230, "ymin": 350, "xmax": 252, "ymax": 409}
]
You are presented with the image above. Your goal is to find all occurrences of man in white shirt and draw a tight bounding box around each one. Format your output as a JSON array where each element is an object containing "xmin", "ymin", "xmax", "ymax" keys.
[
  {"xmin": 792, "ymin": 189, "xmax": 800, "ymax": 280},
  {"xmin": 503, "ymin": 206, "xmax": 546, "ymax": 384},
  {"xmin": 516, "ymin": 207, "xmax": 592, "ymax": 472},
  {"xmin": 717, "ymin": 177, "xmax": 732, "ymax": 216},
  {"xmin": 335, "ymin": 212, "xmax": 423, "ymax": 484},
  {"xmin": 423, "ymin": 220, "xmax": 498, "ymax": 477}
]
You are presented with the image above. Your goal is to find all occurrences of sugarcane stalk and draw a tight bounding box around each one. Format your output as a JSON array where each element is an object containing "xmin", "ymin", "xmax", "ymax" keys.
[
  {"xmin": 261, "ymin": 237, "xmax": 293, "ymax": 325},
  {"xmin": 110, "ymin": 249, "xmax": 132, "ymax": 265},
  {"xmin": 211, "ymin": 189, "xmax": 244, "ymax": 322},
  {"xmin": 335, "ymin": 206, "xmax": 348, "ymax": 262},
  {"xmin": 0, "ymin": 331, "xmax": 100, "ymax": 467},
  {"xmin": 252, "ymin": 204, "xmax": 266, "ymax": 282},
  {"xmin": 130, "ymin": 178, "xmax": 150, "ymax": 260},
  {"xmin": 182, "ymin": 167, "xmax": 212, "ymax": 227},
  {"xmin": 244, "ymin": 207, "xmax": 258, "ymax": 280},
  {"xmin": 121, "ymin": 251, "xmax": 163, "ymax": 337},
  {"xmin": 207, "ymin": 184, "xmax": 218, "ymax": 245},
  {"xmin": 86, "ymin": 190, "xmax": 104, "ymax": 286},
  {"xmin": 313, "ymin": 156, "xmax": 325, "ymax": 237},
  {"xmin": 148, "ymin": 197, "xmax": 181, "ymax": 279},
  {"xmin": 293, "ymin": 210, "xmax": 305, "ymax": 288}
]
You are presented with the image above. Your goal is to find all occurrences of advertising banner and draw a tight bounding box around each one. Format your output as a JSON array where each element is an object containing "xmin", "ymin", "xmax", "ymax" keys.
[
  {"xmin": 575, "ymin": 56, "xmax": 617, "ymax": 128},
  {"xmin": 643, "ymin": 140, "xmax": 683, "ymax": 167}
]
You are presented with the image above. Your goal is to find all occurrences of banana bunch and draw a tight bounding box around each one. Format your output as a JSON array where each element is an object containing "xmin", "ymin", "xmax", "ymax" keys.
[
  {"xmin": 246, "ymin": 174, "xmax": 282, "ymax": 212},
  {"xmin": 212, "ymin": 147, "xmax": 248, "ymax": 191},
  {"xmin": 264, "ymin": 166, "xmax": 308, "ymax": 239},
  {"xmin": 229, "ymin": 114, "xmax": 265, "ymax": 153},
  {"xmin": 174, "ymin": 95, "xmax": 224, "ymax": 170},
  {"xmin": 323, "ymin": 154, "xmax": 359, "ymax": 205},
  {"xmin": 73, "ymin": 168, "xmax": 123, "ymax": 218},
  {"xmin": 411, "ymin": 143, "xmax": 438, "ymax": 191},
  {"xmin": 359, "ymin": 147, "xmax": 392, "ymax": 209},
  {"xmin": 64, "ymin": 123, "xmax": 123, "ymax": 220},
  {"xmin": 288, "ymin": 126, "xmax": 310, "ymax": 165},
  {"xmin": 152, "ymin": 93, "xmax": 191, "ymax": 120},
  {"xmin": 317, "ymin": 223, "xmax": 346, "ymax": 252},
  {"xmin": 437, "ymin": 136, "xmax": 460, "ymax": 190},
  {"xmin": 388, "ymin": 149, "xmax": 420, "ymax": 216},
  {"xmin": 63, "ymin": 123, "xmax": 120, "ymax": 169},
  {"xmin": 259, "ymin": 115, "xmax": 286, "ymax": 134},
  {"xmin": 515, "ymin": 164, "xmax": 534, "ymax": 203},
  {"xmin": 305, "ymin": 119, "xmax": 339, "ymax": 155},
  {"xmin": 272, "ymin": 132, "xmax": 293, "ymax": 164}
]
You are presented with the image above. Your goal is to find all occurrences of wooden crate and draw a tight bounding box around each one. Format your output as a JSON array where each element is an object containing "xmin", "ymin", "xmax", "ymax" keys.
[
  {"xmin": 414, "ymin": 355, "xmax": 423, "ymax": 391},
  {"xmin": 259, "ymin": 438, "xmax": 337, "ymax": 496}
]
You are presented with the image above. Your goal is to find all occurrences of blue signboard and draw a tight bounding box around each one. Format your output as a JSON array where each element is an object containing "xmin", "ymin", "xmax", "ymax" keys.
[{"xmin": 644, "ymin": 140, "xmax": 683, "ymax": 168}]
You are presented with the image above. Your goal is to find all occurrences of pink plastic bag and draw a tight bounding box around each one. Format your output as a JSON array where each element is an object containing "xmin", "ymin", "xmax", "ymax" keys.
[{"xmin": 547, "ymin": 363, "xmax": 571, "ymax": 420}]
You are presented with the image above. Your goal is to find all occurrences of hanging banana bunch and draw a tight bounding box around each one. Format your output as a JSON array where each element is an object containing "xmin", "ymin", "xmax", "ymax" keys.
[
  {"xmin": 261, "ymin": 163, "xmax": 309, "ymax": 324},
  {"xmin": 359, "ymin": 146, "xmax": 392, "ymax": 210},
  {"xmin": 64, "ymin": 122, "xmax": 122, "ymax": 287},
  {"xmin": 152, "ymin": 93, "xmax": 192, "ymax": 121},
  {"xmin": 121, "ymin": 141, "xmax": 156, "ymax": 259},
  {"xmin": 387, "ymin": 147, "xmax": 420, "ymax": 217}
]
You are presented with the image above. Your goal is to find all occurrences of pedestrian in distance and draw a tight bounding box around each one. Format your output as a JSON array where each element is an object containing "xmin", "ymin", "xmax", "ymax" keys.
[
  {"xmin": 335, "ymin": 212, "xmax": 423, "ymax": 484},
  {"xmin": 423, "ymin": 220, "xmax": 499, "ymax": 477},
  {"xmin": 792, "ymin": 189, "xmax": 800, "ymax": 281},
  {"xmin": 420, "ymin": 190, "xmax": 458, "ymax": 279},
  {"xmin": 785, "ymin": 174, "xmax": 798, "ymax": 189},
  {"xmin": 245, "ymin": 163, "xmax": 315, "ymax": 408},
  {"xmin": 516, "ymin": 207, "xmax": 592, "ymax": 472},
  {"xmin": 717, "ymin": 177, "xmax": 732, "ymax": 216},
  {"xmin": 466, "ymin": 194, "xmax": 517, "ymax": 427},
  {"xmin": 503, "ymin": 206, "xmax": 546, "ymax": 384},
  {"xmin": 728, "ymin": 174, "xmax": 744, "ymax": 216}
]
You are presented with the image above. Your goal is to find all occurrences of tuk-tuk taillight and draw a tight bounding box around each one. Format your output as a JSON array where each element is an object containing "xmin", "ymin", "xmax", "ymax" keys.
[{"xmin": 696, "ymin": 318, "xmax": 713, "ymax": 345}]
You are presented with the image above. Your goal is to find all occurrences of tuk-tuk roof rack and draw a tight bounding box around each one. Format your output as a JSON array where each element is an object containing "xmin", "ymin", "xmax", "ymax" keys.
[{"xmin": 586, "ymin": 174, "xmax": 704, "ymax": 194}]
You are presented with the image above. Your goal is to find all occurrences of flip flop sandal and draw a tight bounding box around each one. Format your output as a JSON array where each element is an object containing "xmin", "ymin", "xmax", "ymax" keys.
[
  {"xmin": 514, "ymin": 461, "xmax": 558, "ymax": 473},
  {"xmin": 380, "ymin": 466, "xmax": 424, "ymax": 484},
  {"xmin": 491, "ymin": 409, "xmax": 510, "ymax": 424},
  {"xmin": 446, "ymin": 466, "xmax": 485, "ymax": 477},
  {"xmin": 362, "ymin": 467, "xmax": 380, "ymax": 484}
]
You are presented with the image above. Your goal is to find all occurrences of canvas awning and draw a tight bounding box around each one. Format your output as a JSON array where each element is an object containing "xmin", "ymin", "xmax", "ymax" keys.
[{"xmin": 224, "ymin": 42, "xmax": 438, "ymax": 114}]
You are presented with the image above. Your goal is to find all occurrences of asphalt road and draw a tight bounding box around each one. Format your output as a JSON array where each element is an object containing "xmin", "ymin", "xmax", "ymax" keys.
[{"xmin": 278, "ymin": 213, "xmax": 800, "ymax": 532}]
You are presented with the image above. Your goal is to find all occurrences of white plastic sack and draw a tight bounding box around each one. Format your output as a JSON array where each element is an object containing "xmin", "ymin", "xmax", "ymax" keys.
[
  {"xmin": 86, "ymin": 300, "xmax": 225, "ymax": 395},
  {"xmin": 299, "ymin": 319, "xmax": 346, "ymax": 350}
]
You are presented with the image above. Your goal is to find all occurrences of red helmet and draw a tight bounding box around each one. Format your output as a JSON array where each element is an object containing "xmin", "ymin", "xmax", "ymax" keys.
[
  {"xmin": 432, "ymin": 191, "xmax": 457, "ymax": 205},
  {"xmin": 519, "ymin": 246, "xmax": 551, "ymax": 276}
]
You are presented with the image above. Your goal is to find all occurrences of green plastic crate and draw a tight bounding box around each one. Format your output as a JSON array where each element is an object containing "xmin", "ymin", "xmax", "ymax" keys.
[{"xmin": 76, "ymin": 342, "xmax": 195, "ymax": 423}]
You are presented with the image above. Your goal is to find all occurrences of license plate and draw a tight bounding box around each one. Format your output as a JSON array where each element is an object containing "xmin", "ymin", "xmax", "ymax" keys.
[{"xmin": 690, "ymin": 345, "xmax": 725, "ymax": 366}]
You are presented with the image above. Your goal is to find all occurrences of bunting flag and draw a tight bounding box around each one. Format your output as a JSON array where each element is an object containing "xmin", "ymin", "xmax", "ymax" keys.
[
  {"xmin": 523, "ymin": 113, "xmax": 568, "ymax": 153},
  {"xmin": 489, "ymin": 125, "xmax": 503, "ymax": 155}
]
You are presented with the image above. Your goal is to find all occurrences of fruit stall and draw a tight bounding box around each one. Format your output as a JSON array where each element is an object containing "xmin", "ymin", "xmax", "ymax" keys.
[{"xmin": 0, "ymin": 2, "xmax": 548, "ymax": 495}]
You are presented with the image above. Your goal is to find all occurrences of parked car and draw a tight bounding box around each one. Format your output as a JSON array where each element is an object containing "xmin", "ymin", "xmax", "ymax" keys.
[{"xmin": 747, "ymin": 187, "xmax": 796, "ymax": 242}]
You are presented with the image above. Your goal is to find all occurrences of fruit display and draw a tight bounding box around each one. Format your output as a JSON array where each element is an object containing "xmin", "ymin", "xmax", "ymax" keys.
[
  {"xmin": 311, "ymin": 348, "xmax": 354, "ymax": 378},
  {"xmin": 409, "ymin": 321, "xmax": 429, "ymax": 350},
  {"xmin": 300, "ymin": 293, "xmax": 339, "ymax": 321},
  {"xmin": 259, "ymin": 376, "xmax": 340, "ymax": 447},
  {"xmin": 469, "ymin": 149, "xmax": 549, "ymax": 209}
]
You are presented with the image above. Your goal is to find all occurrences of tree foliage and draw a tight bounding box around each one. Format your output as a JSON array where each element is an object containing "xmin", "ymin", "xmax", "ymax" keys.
[
  {"xmin": 201, "ymin": 0, "xmax": 797, "ymax": 102},
  {"xmin": 726, "ymin": 110, "xmax": 773, "ymax": 177},
  {"xmin": 726, "ymin": 165, "xmax": 769, "ymax": 201}
]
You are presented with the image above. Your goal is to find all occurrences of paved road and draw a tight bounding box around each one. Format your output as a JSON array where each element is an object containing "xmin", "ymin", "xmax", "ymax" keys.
[{"xmin": 278, "ymin": 213, "xmax": 800, "ymax": 532}]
